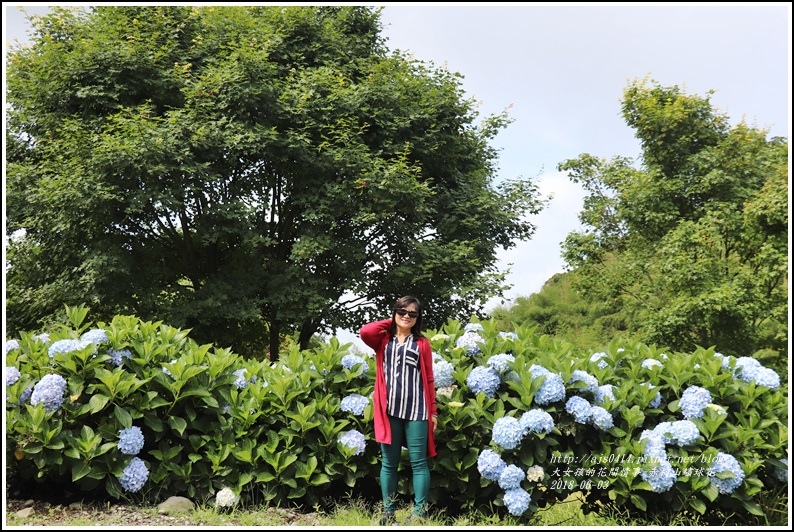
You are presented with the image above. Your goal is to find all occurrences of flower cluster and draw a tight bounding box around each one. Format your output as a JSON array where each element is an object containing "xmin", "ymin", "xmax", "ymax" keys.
[
  {"xmin": 340, "ymin": 393, "xmax": 369, "ymax": 416},
  {"xmin": 436, "ymin": 385, "xmax": 457, "ymax": 398},
  {"xmin": 30, "ymin": 373, "xmax": 67, "ymax": 412},
  {"xmin": 679, "ymin": 386, "xmax": 712, "ymax": 419},
  {"xmin": 81, "ymin": 328, "xmax": 109, "ymax": 344},
  {"xmin": 640, "ymin": 459, "xmax": 678, "ymax": 493},
  {"xmin": 639, "ymin": 430, "xmax": 667, "ymax": 461},
  {"xmin": 108, "ymin": 348, "xmax": 132, "ymax": 367},
  {"xmin": 589, "ymin": 352, "xmax": 608, "ymax": 369},
  {"xmin": 492, "ymin": 417, "xmax": 524, "ymax": 450},
  {"xmin": 232, "ymin": 368, "xmax": 249, "ymax": 389},
  {"xmin": 487, "ymin": 353, "xmax": 515, "ymax": 374},
  {"xmin": 503, "ymin": 487, "xmax": 531, "ymax": 516},
  {"xmin": 641, "ymin": 358, "xmax": 662, "ymax": 370},
  {"xmin": 338, "ymin": 429, "xmax": 366, "ymax": 456},
  {"xmin": 567, "ymin": 369, "xmax": 599, "ymax": 394},
  {"xmin": 5, "ymin": 339, "xmax": 20, "ymax": 354},
  {"xmin": 565, "ymin": 396, "xmax": 592, "ymax": 423},
  {"xmin": 498, "ymin": 331, "xmax": 519, "ymax": 341},
  {"xmin": 519, "ymin": 409, "xmax": 554, "ymax": 435},
  {"xmin": 477, "ymin": 448, "xmax": 532, "ymax": 515},
  {"xmin": 118, "ymin": 426, "xmax": 145, "ymax": 455},
  {"xmin": 48, "ymin": 338, "xmax": 92, "ymax": 358},
  {"xmin": 525, "ymin": 465, "xmax": 544, "ymax": 483},
  {"xmin": 528, "ymin": 365, "xmax": 565, "ymax": 405},
  {"xmin": 433, "ymin": 355, "xmax": 455, "ymax": 388},
  {"xmin": 341, "ymin": 354, "xmax": 369, "ymax": 374},
  {"xmin": 708, "ymin": 452, "xmax": 745, "ymax": 494},
  {"xmin": 215, "ymin": 487, "xmax": 239, "ymax": 508},
  {"xmin": 498, "ymin": 464, "xmax": 525, "ymax": 490},
  {"xmin": 477, "ymin": 449, "xmax": 506, "ymax": 481},
  {"xmin": 653, "ymin": 420, "xmax": 700, "ymax": 447},
  {"xmin": 118, "ymin": 457, "xmax": 149, "ymax": 493},
  {"xmin": 6, "ymin": 366, "xmax": 21, "ymax": 386},
  {"xmin": 466, "ymin": 366, "xmax": 501, "ymax": 398},
  {"xmin": 456, "ymin": 331, "xmax": 484, "ymax": 357},
  {"xmin": 593, "ymin": 384, "xmax": 615, "ymax": 406},
  {"xmin": 589, "ymin": 405, "xmax": 613, "ymax": 430},
  {"xmin": 732, "ymin": 357, "xmax": 780, "ymax": 390}
]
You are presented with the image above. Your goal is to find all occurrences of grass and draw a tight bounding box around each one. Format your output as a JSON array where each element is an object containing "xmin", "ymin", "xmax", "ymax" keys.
[{"xmin": 6, "ymin": 489, "xmax": 788, "ymax": 527}]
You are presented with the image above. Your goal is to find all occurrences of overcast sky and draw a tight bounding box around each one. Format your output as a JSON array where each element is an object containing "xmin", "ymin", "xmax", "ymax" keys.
[{"xmin": 4, "ymin": 3, "xmax": 791, "ymax": 350}]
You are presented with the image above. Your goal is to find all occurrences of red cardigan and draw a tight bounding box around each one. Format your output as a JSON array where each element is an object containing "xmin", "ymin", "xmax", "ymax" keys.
[{"xmin": 359, "ymin": 318, "xmax": 437, "ymax": 458}]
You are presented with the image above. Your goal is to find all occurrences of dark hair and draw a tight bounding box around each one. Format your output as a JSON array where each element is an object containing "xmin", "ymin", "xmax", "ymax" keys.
[{"xmin": 389, "ymin": 295, "xmax": 424, "ymax": 338}]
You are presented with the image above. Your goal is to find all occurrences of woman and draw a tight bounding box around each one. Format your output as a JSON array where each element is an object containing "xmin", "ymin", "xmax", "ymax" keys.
[{"xmin": 359, "ymin": 295, "xmax": 438, "ymax": 526}]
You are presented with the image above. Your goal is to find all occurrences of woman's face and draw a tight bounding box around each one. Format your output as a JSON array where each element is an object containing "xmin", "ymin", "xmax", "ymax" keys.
[{"xmin": 394, "ymin": 304, "xmax": 419, "ymax": 328}]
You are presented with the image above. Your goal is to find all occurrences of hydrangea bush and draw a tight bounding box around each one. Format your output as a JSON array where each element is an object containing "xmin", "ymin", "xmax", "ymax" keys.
[{"xmin": 5, "ymin": 307, "xmax": 788, "ymax": 524}]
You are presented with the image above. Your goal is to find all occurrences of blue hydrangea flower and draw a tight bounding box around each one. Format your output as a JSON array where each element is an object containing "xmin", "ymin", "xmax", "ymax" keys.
[
  {"xmin": 660, "ymin": 420, "xmax": 700, "ymax": 447},
  {"xmin": 732, "ymin": 356, "xmax": 761, "ymax": 376},
  {"xmin": 34, "ymin": 333, "xmax": 50, "ymax": 343},
  {"xmin": 498, "ymin": 331, "xmax": 519, "ymax": 341},
  {"xmin": 594, "ymin": 384, "xmax": 616, "ymax": 406},
  {"xmin": 567, "ymin": 370, "xmax": 599, "ymax": 394},
  {"xmin": 488, "ymin": 353, "xmax": 515, "ymax": 374},
  {"xmin": 6, "ymin": 367, "xmax": 21, "ymax": 386},
  {"xmin": 118, "ymin": 426, "xmax": 145, "ymax": 455},
  {"xmin": 30, "ymin": 374, "xmax": 67, "ymax": 412},
  {"xmin": 679, "ymin": 386, "xmax": 712, "ymax": 419},
  {"xmin": 341, "ymin": 354, "xmax": 369, "ymax": 374},
  {"xmin": 456, "ymin": 331, "xmax": 484, "ymax": 356},
  {"xmin": 498, "ymin": 464, "xmax": 525, "ymax": 490},
  {"xmin": 492, "ymin": 416, "xmax": 524, "ymax": 450},
  {"xmin": 714, "ymin": 352, "xmax": 729, "ymax": 369},
  {"xmin": 641, "ymin": 358, "xmax": 662, "ymax": 370},
  {"xmin": 108, "ymin": 348, "xmax": 132, "ymax": 367},
  {"xmin": 48, "ymin": 339, "xmax": 92, "ymax": 358},
  {"xmin": 118, "ymin": 457, "xmax": 149, "ymax": 493},
  {"xmin": 708, "ymin": 452, "xmax": 745, "ymax": 494},
  {"xmin": 772, "ymin": 458, "xmax": 788, "ymax": 482},
  {"xmin": 589, "ymin": 405, "xmax": 613, "ymax": 430},
  {"xmin": 503, "ymin": 487, "xmax": 531, "ymax": 516},
  {"xmin": 340, "ymin": 393, "xmax": 369, "ymax": 416},
  {"xmin": 738, "ymin": 365, "xmax": 780, "ymax": 390},
  {"xmin": 565, "ymin": 396, "xmax": 592, "ymax": 424},
  {"xmin": 466, "ymin": 366, "xmax": 501, "ymax": 398},
  {"xmin": 519, "ymin": 409, "xmax": 554, "ymax": 435},
  {"xmin": 589, "ymin": 352, "xmax": 608, "ymax": 369},
  {"xmin": 233, "ymin": 369, "xmax": 248, "ymax": 389},
  {"xmin": 5, "ymin": 339, "xmax": 20, "ymax": 354},
  {"xmin": 433, "ymin": 357, "xmax": 455, "ymax": 388},
  {"xmin": 641, "ymin": 459, "xmax": 677, "ymax": 493},
  {"xmin": 464, "ymin": 322, "xmax": 484, "ymax": 333},
  {"xmin": 19, "ymin": 386, "xmax": 33, "ymax": 404},
  {"xmin": 477, "ymin": 448, "xmax": 506, "ymax": 481},
  {"xmin": 532, "ymin": 371, "xmax": 566, "ymax": 405},
  {"xmin": 338, "ymin": 429, "xmax": 366, "ymax": 456},
  {"xmin": 81, "ymin": 328, "xmax": 109, "ymax": 344},
  {"xmin": 639, "ymin": 429, "xmax": 667, "ymax": 461}
]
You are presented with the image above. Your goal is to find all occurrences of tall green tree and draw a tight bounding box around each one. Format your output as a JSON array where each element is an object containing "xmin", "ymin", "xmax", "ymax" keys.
[
  {"xmin": 5, "ymin": 6, "xmax": 545, "ymax": 358},
  {"xmin": 557, "ymin": 77, "xmax": 788, "ymax": 357}
]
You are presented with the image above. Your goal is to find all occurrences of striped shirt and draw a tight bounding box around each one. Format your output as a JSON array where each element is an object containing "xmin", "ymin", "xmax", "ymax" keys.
[{"xmin": 384, "ymin": 334, "xmax": 427, "ymax": 421}]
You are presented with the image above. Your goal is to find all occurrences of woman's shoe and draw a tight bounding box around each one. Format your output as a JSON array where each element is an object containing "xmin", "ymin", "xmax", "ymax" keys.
[{"xmin": 379, "ymin": 512, "xmax": 396, "ymax": 526}]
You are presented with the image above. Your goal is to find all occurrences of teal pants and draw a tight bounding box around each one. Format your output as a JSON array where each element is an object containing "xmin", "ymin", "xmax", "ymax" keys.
[{"xmin": 380, "ymin": 415, "xmax": 430, "ymax": 516}]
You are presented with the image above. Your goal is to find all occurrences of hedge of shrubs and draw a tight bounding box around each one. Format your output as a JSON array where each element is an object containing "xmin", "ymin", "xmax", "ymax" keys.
[{"xmin": 5, "ymin": 305, "xmax": 788, "ymax": 523}]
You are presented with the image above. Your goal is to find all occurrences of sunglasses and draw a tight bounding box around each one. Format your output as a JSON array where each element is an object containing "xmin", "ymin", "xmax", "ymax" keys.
[{"xmin": 395, "ymin": 309, "xmax": 419, "ymax": 319}]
